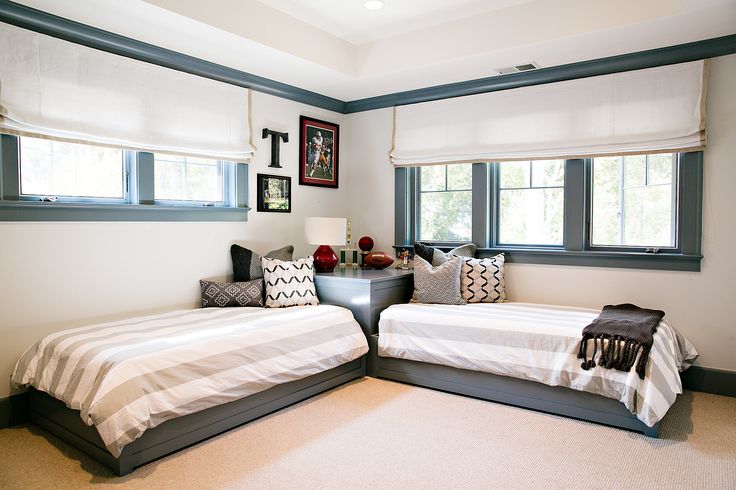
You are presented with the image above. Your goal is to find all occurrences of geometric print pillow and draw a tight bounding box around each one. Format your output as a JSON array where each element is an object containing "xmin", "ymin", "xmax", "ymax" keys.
[
  {"xmin": 200, "ymin": 279, "xmax": 264, "ymax": 308},
  {"xmin": 262, "ymin": 256, "xmax": 319, "ymax": 308},
  {"xmin": 460, "ymin": 254, "xmax": 506, "ymax": 303},
  {"xmin": 412, "ymin": 255, "xmax": 464, "ymax": 305}
]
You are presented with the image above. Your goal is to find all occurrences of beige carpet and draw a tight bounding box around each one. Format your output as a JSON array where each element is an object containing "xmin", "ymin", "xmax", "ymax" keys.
[{"xmin": 0, "ymin": 378, "xmax": 734, "ymax": 489}]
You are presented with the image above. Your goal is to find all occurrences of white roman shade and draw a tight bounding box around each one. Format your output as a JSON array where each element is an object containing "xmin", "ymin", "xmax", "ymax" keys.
[
  {"xmin": 389, "ymin": 60, "xmax": 707, "ymax": 166},
  {"xmin": 0, "ymin": 23, "xmax": 255, "ymax": 162}
]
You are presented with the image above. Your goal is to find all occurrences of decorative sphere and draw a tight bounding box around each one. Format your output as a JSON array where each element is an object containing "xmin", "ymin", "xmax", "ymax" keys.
[{"xmin": 358, "ymin": 236, "xmax": 374, "ymax": 252}]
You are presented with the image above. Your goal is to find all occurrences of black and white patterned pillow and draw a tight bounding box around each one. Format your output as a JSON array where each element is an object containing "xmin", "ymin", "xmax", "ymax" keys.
[
  {"xmin": 412, "ymin": 255, "xmax": 464, "ymax": 305},
  {"xmin": 231, "ymin": 244, "xmax": 294, "ymax": 282},
  {"xmin": 460, "ymin": 254, "xmax": 506, "ymax": 303},
  {"xmin": 200, "ymin": 279, "xmax": 264, "ymax": 307},
  {"xmin": 262, "ymin": 256, "xmax": 319, "ymax": 308},
  {"xmin": 414, "ymin": 242, "xmax": 476, "ymax": 266}
]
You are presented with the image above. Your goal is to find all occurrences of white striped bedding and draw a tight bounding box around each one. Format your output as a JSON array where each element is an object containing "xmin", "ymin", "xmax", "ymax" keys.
[
  {"xmin": 12, "ymin": 305, "xmax": 368, "ymax": 457},
  {"xmin": 378, "ymin": 302, "xmax": 698, "ymax": 427}
]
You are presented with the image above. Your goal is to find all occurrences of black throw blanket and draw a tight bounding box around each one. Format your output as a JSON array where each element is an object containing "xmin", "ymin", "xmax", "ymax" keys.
[{"xmin": 577, "ymin": 303, "xmax": 665, "ymax": 379}]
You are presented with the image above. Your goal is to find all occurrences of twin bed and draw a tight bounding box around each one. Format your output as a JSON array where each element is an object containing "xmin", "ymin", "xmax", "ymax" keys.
[
  {"xmin": 12, "ymin": 305, "xmax": 368, "ymax": 475},
  {"xmin": 11, "ymin": 297, "xmax": 696, "ymax": 475},
  {"xmin": 374, "ymin": 302, "xmax": 696, "ymax": 437}
]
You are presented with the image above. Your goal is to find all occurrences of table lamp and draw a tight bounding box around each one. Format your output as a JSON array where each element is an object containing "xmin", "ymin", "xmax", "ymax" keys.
[{"xmin": 305, "ymin": 217, "xmax": 347, "ymax": 272}]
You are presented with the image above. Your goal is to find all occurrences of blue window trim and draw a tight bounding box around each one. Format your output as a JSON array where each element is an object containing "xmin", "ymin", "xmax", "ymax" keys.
[
  {"xmin": 395, "ymin": 153, "xmax": 703, "ymax": 272},
  {"xmin": 0, "ymin": 134, "xmax": 250, "ymax": 222}
]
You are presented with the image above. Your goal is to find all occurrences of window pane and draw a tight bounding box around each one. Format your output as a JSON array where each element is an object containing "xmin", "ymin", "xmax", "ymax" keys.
[
  {"xmin": 624, "ymin": 155, "xmax": 646, "ymax": 188},
  {"xmin": 420, "ymin": 165, "xmax": 446, "ymax": 191},
  {"xmin": 19, "ymin": 137, "xmax": 124, "ymax": 198},
  {"xmin": 498, "ymin": 160, "xmax": 564, "ymax": 245},
  {"xmin": 591, "ymin": 157, "xmax": 621, "ymax": 246},
  {"xmin": 647, "ymin": 154, "xmax": 674, "ymax": 185},
  {"xmin": 623, "ymin": 185, "xmax": 674, "ymax": 246},
  {"xmin": 419, "ymin": 190, "xmax": 472, "ymax": 241},
  {"xmin": 531, "ymin": 160, "xmax": 565, "ymax": 187},
  {"xmin": 499, "ymin": 161, "xmax": 529, "ymax": 189},
  {"xmin": 154, "ymin": 154, "xmax": 223, "ymax": 202},
  {"xmin": 592, "ymin": 154, "xmax": 676, "ymax": 247},
  {"xmin": 447, "ymin": 164, "xmax": 472, "ymax": 190},
  {"xmin": 418, "ymin": 164, "xmax": 473, "ymax": 241},
  {"xmin": 498, "ymin": 188, "xmax": 564, "ymax": 245}
]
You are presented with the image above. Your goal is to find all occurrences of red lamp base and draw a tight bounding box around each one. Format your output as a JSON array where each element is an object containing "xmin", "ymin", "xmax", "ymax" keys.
[{"xmin": 313, "ymin": 245, "xmax": 339, "ymax": 272}]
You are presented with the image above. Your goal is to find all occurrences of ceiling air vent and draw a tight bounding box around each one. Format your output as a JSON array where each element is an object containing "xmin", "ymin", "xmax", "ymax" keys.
[{"xmin": 496, "ymin": 62, "xmax": 541, "ymax": 75}]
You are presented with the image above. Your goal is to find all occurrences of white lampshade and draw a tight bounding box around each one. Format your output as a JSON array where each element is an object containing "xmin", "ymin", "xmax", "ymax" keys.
[{"xmin": 305, "ymin": 217, "xmax": 347, "ymax": 246}]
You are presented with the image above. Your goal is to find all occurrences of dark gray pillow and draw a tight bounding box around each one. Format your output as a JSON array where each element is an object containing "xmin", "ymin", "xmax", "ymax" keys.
[
  {"xmin": 414, "ymin": 243, "xmax": 476, "ymax": 267},
  {"xmin": 412, "ymin": 255, "xmax": 464, "ymax": 305},
  {"xmin": 413, "ymin": 242, "xmax": 434, "ymax": 263},
  {"xmin": 200, "ymin": 279, "xmax": 264, "ymax": 307},
  {"xmin": 231, "ymin": 244, "xmax": 294, "ymax": 282}
]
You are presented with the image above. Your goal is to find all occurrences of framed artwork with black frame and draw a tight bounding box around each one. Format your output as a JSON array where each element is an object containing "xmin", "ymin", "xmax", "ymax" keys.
[
  {"xmin": 299, "ymin": 115, "xmax": 339, "ymax": 188},
  {"xmin": 256, "ymin": 173, "xmax": 291, "ymax": 213}
]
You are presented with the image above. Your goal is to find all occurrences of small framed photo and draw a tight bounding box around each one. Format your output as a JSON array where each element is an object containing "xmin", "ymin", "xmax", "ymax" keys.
[
  {"xmin": 299, "ymin": 115, "xmax": 339, "ymax": 188},
  {"xmin": 256, "ymin": 174, "xmax": 291, "ymax": 213}
]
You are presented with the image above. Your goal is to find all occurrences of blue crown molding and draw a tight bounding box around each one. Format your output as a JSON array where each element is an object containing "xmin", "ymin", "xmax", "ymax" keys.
[
  {"xmin": 1, "ymin": 0, "xmax": 735, "ymax": 116},
  {"xmin": 0, "ymin": 0, "xmax": 346, "ymax": 113},
  {"xmin": 344, "ymin": 33, "xmax": 736, "ymax": 113}
]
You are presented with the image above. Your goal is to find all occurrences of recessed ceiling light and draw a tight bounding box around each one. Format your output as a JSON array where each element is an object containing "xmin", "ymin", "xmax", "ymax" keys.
[{"xmin": 364, "ymin": 0, "xmax": 384, "ymax": 10}]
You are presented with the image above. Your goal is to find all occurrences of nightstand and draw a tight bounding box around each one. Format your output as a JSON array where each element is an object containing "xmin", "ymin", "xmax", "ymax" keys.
[{"xmin": 314, "ymin": 268, "xmax": 413, "ymax": 376}]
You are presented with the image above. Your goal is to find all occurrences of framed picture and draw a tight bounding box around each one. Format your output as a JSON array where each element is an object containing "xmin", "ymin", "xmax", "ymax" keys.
[
  {"xmin": 256, "ymin": 174, "xmax": 291, "ymax": 213},
  {"xmin": 299, "ymin": 115, "xmax": 339, "ymax": 188}
]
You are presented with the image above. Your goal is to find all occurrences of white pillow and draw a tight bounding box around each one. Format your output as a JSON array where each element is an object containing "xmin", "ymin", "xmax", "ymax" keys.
[
  {"xmin": 460, "ymin": 254, "xmax": 505, "ymax": 303},
  {"xmin": 262, "ymin": 256, "xmax": 319, "ymax": 308}
]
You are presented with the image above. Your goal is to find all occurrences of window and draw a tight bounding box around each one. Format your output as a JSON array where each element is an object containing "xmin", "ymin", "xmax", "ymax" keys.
[
  {"xmin": 396, "ymin": 152, "xmax": 702, "ymax": 271},
  {"xmin": 591, "ymin": 154, "xmax": 677, "ymax": 249},
  {"xmin": 0, "ymin": 135, "xmax": 249, "ymax": 221},
  {"xmin": 154, "ymin": 154, "xmax": 224, "ymax": 203},
  {"xmin": 19, "ymin": 137, "xmax": 125, "ymax": 200},
  {"xmin": 418, "ymin": 164, "xmax": 472, "ymax": 242},
  {"xmin": 497, "ymin": 160, "xmax": 564, "ymax": 246}
]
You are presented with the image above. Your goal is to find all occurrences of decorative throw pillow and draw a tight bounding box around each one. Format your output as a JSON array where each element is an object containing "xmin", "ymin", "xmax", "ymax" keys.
[
  {"xmin": 413, "ymin": 242, "xmax": 476, "ymax": 266},
  {"xmin": 262, "ymin": 256, "xmax": 319, "ymax": 308},
  {"xmin": 200, "ymin": 279, "xmax": 264, "ymax": 307},
  {"xmin": 412, "ymin": 255, "xmax": 464, "ymax": 305},
  {"xmin": 413, "ymin": 242, "xmax": 435, "ymax": 264},
  {"xmin": 231, "ymin": 244, "xmax": 294, "ymax": 282},
  {"xmin": 460, "ymin": 254, "xmax": 506, "ymax": 303}
]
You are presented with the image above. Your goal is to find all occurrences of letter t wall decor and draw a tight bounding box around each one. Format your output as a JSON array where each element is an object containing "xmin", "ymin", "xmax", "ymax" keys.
[{"xmin": 262, "ymin": 128, "xmax": 289, "ymax": 168}]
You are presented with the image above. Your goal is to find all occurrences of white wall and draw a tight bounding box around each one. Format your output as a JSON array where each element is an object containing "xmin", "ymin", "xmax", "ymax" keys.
[
  {"xmin": 2, "ymin": 55, "xmax": 734, "ymax": 401},
  {"xmin": 347, "ymin": 54, "xmax": 736, "ymax": 372},
  {"xmin": 0, "ymin": 91, "xmax": 347, "ymax": 398}
]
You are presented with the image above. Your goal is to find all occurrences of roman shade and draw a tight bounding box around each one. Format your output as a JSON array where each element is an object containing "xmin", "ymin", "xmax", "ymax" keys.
[
  {"xmin": 389, "ymin": 60, "xmax": 707, "ymax": 166},
  {"xmin": 0, "ymin": 23, "xmax": 254, "ymax": 162}
]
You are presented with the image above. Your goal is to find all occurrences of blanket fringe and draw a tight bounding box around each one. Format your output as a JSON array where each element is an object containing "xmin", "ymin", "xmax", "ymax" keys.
[{"xmin": 577, "ymin": 334, "xmax": 649, "ymax": 379}]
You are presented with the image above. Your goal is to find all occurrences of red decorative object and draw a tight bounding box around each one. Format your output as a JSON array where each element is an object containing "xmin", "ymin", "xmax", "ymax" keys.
[
  {"xmin": 358, "ymin": 236, "xmax": 374, "ymax": 252},
  {"xmin": 363, "ymin": 252, "xmax": 394, "ymax": 269},
  {"xmin": 313, "ymin": 245, "xmax": 339, "ymax": 272}
]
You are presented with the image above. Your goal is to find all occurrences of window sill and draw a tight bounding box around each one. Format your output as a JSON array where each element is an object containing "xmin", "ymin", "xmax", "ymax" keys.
[
  {"xmin": 0, "ymin": 201, "xmax": 250, "ymax": 222},
  {"xmin": 393, "ymin": 245, "xmax": 702, "ymax": 271},
  {"xmin": 476, "ymin": 248, "xmax": 702, "ymax": 272}
]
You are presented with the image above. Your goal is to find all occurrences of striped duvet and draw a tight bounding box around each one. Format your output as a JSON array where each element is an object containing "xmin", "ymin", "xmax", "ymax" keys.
[
  {"xmin": 378, "ymin": 302, "xmax": 698, "ymax": 427},
  {"xmin": 12, "ymin": 305, "xmax": 368, "ymax": 457}
]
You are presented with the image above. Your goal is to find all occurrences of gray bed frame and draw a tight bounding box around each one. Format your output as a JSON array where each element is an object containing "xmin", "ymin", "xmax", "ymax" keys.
[
  {"xmin": 368, "ymin": 335, "xmax": 660, "ymax": 438},
  {"xmin": 28, "ymin": 356, "xmax": 365, "ymax": 476}
]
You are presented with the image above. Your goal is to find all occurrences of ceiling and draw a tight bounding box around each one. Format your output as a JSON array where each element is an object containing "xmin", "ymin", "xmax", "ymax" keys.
[
  {"xmin": 259, "ymin": 0, "xmax": 535, "ymax": 44},
  {"xmin": 12, "ymin": 0, "xmax": 736, "ymax": 103}
]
